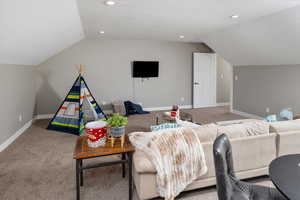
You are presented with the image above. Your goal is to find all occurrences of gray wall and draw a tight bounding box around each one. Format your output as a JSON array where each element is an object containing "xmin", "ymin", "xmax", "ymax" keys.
[
  {"xmin": 0, "ymin": 64, "xmax": 36, "ymax": 145},
  {"xmin": 36, "ymin": 39, "xmax": 212, "ymax": 115},
  {"xmin": 233, "ymin": 65, "xmax": 300, "ymax": 117},
  {"xmin": 217, "ymin": 56, "xmax": 232, "ymax": 103}
]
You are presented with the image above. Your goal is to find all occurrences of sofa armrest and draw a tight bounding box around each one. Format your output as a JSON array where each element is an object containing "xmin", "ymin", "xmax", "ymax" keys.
[
  {"xmin": 276, "ymin": 130, "xmax": 300, "ymax": 156},
  {"xmin": 133, "ymin": 150, "xmax": 156, "ymax": 173},
  {"xmin": 230, "ymin": 133, "xmax": 277, "ymax": 172},
  {"xmin": 270, "ymin": 120, "xmax": 300, "ymax": 133}
]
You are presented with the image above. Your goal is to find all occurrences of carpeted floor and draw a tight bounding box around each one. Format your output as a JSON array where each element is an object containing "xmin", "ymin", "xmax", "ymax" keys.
[
  {"xmin": 0, "ymin": 107, "xmax": 273, "ymax": 200},
  {"xmin": 125, "ymin": 106, "xmax": 247, "ymax": 133}
]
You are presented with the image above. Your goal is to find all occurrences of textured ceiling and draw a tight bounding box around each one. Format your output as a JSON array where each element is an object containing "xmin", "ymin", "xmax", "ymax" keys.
[
  {"xmin": 77, "ymin": 0, "xmax": 300, "ymax": 42},
  {"xmin": 0, "ymin": 0, "xmax": 84, "ymax": 65}
]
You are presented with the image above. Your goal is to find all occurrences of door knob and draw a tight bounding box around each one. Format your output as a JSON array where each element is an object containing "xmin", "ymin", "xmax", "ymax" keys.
[{"xmin": 194, "ymin": 82, "xmax": 199, "ymax": 85}]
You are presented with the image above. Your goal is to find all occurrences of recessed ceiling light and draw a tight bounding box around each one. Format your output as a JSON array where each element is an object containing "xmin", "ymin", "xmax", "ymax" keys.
[
  {"xmin": 230, "ymin": 15, "xmax": 239, "ymax": 19},
  {"xmin": 104, "ymin": 0, "xmax": 115, "ymax": 6},
  {"xmin": 99, "ymin": 31, "xmax": 105, "ymax": 34},
  {"xmin": 179, "ymin": 35, "xmax": 185, "ymax": 39}
]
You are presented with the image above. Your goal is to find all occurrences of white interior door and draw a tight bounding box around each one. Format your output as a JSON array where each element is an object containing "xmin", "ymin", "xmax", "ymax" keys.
[{"xmin": 193, "ymin": 53, "xmax": 216, "ymax": 108}]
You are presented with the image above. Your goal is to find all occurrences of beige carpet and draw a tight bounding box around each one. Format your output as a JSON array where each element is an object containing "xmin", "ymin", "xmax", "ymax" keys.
[
  {"xmin": 126, "ymin": 106, "xmax": 246, "ymax": 133},
  {"xmin": 0, "ymin": 107, "xmax": 273, "ymax": 200}
]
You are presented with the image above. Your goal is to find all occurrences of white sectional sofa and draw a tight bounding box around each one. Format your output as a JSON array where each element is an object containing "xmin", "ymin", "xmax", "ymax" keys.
[
  {"xmin": 270, "ymin": 119, "xmax": 300, "ymax": 156},
  {"xmin": 132, "ymin": 119, "xmax": 300, "ymax": 200}
]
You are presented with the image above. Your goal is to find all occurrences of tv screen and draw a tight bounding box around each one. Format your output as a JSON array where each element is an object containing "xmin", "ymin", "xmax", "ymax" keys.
[{"xmin": 132, "ymin": 61, "xmax": 159, "ymax": 78}]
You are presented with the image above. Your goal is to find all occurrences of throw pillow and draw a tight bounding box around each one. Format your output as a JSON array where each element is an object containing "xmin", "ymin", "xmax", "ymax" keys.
[
  {"xmin": 150, "ymin": 123, "xmax": 181, "ymax": 132},
  {"xmin": 112, "ymin": 100, "xmax": 126, "ymax": 116},
  {"xmin": 124, "ymin": 101, "xmax": 137, "ymax": 116},
  {"xmin": 176, "ymin": 119, "xmax": 201, "ymax": 128}
]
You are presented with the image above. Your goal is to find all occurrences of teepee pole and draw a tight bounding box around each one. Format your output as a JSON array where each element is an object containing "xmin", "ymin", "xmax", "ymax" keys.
[{"xmin": 78, "ymin": 64, "xmax": 84, "ymax": 76}]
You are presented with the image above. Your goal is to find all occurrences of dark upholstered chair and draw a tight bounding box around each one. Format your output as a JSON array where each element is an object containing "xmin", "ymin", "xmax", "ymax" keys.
[{"xmin": 213, "ymin": 134, "xmax": 287, "ymax": 200}]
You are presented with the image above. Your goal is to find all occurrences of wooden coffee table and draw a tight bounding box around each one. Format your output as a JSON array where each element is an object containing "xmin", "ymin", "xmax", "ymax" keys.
[{"xmin": 73, "ymin": 135, "xmax": 135, "ymax": 200}]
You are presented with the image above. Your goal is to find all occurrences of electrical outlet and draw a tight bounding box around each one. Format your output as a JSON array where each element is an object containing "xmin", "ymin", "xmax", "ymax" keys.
[
  {"xmin": 18, "ymin": 114, "xmax": 23, "ymax": 122},
  {"xmin": 221, "ymin": 74, "xmax": 224, "ymax": 79},
  {"xmin": 235, "ymin": 75, "xmax": 238, "ymax": 81},
  {"xmin": 266, "ymin": 107, "xmax": 270, "ymax": 113},
  {"xmin": 180, "ymin": 97, "xmax": 185, "ymax": 102}
]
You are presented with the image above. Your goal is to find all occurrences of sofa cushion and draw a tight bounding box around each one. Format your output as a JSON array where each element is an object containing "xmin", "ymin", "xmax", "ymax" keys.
[
  {"xmin": 270, "ymin": 119, "xmax": 300, "ymax": 133},
  {"xmin": 176, "ymin": 119, "xmax": 201, "ymax": 128},
  {"xmin": 192, "ymin": 123, "xmax": 218, "ymax": 143},
  {"xmin": 216, "ymin": 119, "xmax": 261, "ymax": 126},
  {"xmin": 217, "ymin": 120, "xmax": 269, "ymax": 139}
]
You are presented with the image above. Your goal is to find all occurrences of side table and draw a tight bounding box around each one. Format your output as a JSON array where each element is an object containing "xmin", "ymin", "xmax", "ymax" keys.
[{"xmin": 73, "ymin": 135, "xmax": 135, "ymax": 200}]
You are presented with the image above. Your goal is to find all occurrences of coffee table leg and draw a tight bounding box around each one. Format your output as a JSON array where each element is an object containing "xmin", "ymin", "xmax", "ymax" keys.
[
  {"xmin": 122, "ymin": 153, "xmax": 126, "ymax": 178},
  {"xmin": 128, "ymin": 152, "xmax": 133, "ymax": 200},
  {"xmin": 76, "ymin": 159, "xmax": 81, "ymax": 200},
  {"xmin": 80, "ymin": 159, "xmax": 83, "ymax": 186}
]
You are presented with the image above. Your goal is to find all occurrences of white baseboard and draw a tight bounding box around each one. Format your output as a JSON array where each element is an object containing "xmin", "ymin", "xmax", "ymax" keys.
[
  {"xmin": 35, "ymin": 114, "xmax": 54, "ymax": 120},
  {"xmin": 217, "ymin": 102, "xmax": 231, "ymax": 106},
  {"xmin": 191, "ymin": 103, "xmax": 230, "ymax": 109},
  {"xmin": 232, "ymin": 109, "xmax": 263, "ymax": 120},
  {"xmin": 144, "ymin": 105, "xmax": 192, "ymax": 112},
  {"xmin": 0, "ymin": 120, "xmax": 33, "ymax": 152},
  {"xmin": 35, "ymin": 103, "xmax": 228, "ymax": 117},
  {"xmin": 144, "ymin": 104, "xmax": 230, "ymax": 111},
  {"xmin": 180, "ymin": 105, "xmax": 193, "ymax": 109}
]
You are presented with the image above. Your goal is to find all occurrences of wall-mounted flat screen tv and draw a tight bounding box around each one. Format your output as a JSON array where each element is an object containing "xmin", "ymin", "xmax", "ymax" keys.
[{"xmin": 132, "ymin": 61, "xmax": 159, "ymax": 78}]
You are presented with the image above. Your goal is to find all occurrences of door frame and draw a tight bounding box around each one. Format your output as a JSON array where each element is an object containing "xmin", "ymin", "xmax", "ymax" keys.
[{"xmin": 192, "ymin": 52, "xmax": 217, "ymax": 108}]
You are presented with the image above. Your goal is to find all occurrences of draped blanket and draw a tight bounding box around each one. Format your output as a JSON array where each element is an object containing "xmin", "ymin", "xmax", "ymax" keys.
[{"xmin": 129, "ymin": 127, "xmax": 208, "ymax": 200}]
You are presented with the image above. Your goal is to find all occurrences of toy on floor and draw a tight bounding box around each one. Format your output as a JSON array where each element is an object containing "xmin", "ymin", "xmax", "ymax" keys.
[
  {"xmin": 265, "ymin": 108, "xmax": 293, "ymax": 122},
  {"xmin": 164, "ymin": 105, "xmax": 180, "ymax": 119},
  {"xmin": 279, "ymin": 108, "xmax": 293, "ymax": 120},
  {"xmin": 265, "ymin": 114, "xmax": 277, "ymax": 122},
  {"xmin": 124, "ymin": 101, "xmax": 150, "ymax": 116},
  {"xmin": 86, "ymin": 121, "xmax": 108, "ymax": 148}
]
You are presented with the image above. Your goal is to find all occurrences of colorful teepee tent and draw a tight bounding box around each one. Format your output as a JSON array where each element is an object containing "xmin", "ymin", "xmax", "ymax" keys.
[{"xmin": 47, "ymin": 66, "xmax": 107, "ymax": 135}]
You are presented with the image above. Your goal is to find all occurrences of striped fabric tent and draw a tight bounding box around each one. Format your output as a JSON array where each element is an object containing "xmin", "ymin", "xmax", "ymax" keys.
[{"xmin": 47, "ymin": 75, "xmax": 107, "ymax": 135}]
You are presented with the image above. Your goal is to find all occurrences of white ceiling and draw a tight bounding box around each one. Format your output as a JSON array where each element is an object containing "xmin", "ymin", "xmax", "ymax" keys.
[
  {"xmin": 204, "ymin": 5, "xmax": 300, "ymax": 66},
  {"xmin": 77, "ymin": 0, "xmax": 300, "ymax": 42},
  {"xmin": 0, "ymin": 0, "xmax": 84, "ymax": 65},
  {"xmin": 2, "ymin": 0, "xmax": 300, "ymax": 66}
]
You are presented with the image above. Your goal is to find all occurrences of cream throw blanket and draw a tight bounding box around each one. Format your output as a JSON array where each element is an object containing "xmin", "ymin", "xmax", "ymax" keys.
[{"xmin": 129, "ymin": 127, "xmax": 208, "ymax": 200}]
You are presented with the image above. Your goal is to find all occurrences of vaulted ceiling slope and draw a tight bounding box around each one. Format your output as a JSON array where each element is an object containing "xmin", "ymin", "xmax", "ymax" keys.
[
  {"xmin": 78, "ymin": 0, "xmax": 299, "ymax": 42},
  {"xmin": 2, "ymin": 0, "xmax": 300, "ymax": 66},
  {"xmin": 0, "ymin": 0, "xmax": 84, "ymax": 65},
  {"xmin": 204, "ymin": 5, "xmax": 300, "ymax": 66}
]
